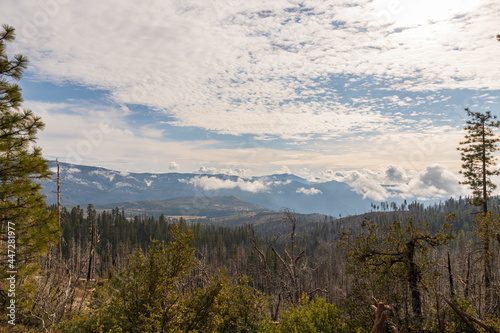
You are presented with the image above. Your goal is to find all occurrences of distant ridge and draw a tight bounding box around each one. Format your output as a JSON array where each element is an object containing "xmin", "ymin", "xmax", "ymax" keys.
[
  {"xmin": 41, "ymin": 161, "xmax": 373, "ymax": 216},
  {"xmin": 96, "ymin": 196, "xmax": 271, "ymax": 218}
]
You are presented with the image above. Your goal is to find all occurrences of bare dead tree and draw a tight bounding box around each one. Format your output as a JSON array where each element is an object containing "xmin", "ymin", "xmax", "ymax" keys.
[
  {"xmin": 447, "ymin": 251, "xmax": 455, "ymax": 297},
  {"xmin": 87, "ymin": 206, "xmax": 97, "ymax": 281},
  {"xmin": 464, "ymin": 250, "xmax": 471, "ymax": 299},
  {"xmin": 28, "ymin": 266, "xmax": 83, "ymax": 332},
  {"xmin": 462, "ymin": 243, "xmax": 483, "ymax": 301},
  {"xmin": 271, "ymin": 209, "xmax": 305, "ymax": 306},
  {"xmin": 251, "ymin": 228, "xmax": 281, "ymax": 321}
]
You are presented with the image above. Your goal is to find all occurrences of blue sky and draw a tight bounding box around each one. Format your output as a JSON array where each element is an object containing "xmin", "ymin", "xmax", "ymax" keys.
[{"xmin": 2, "ymin": 0, "xmax": 500, "ymax": 201}]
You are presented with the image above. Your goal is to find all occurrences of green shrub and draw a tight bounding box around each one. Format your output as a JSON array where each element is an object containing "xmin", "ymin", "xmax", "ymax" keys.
[{"xmin": 275, "ymin": 296, "xmax": 349, "ymax": 333}]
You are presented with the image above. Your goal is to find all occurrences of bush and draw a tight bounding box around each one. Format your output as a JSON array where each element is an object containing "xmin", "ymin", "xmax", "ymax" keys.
[
  {"xmin": 58, "ymin": 224, "xmax": 270, "ymax": 333},
  {"xmin": 273, "ymin": 296, "xmax": 349, "ymax": 333}
]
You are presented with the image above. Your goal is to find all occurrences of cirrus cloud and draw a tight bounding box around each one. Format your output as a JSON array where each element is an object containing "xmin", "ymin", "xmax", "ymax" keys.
[{"xmin": 4, "ymin": 0, "xmax": 499, "ymax": 142}]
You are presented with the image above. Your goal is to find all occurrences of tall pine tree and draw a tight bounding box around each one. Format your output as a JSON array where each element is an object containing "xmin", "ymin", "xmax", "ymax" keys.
[
  {"xmin": 457, "ymin": 107, "xmax": 500, "ymax": 314},
  {"xmin": 458, "ymin": 107, "xmax": 500, "ymax": 214},
  {"xmin": 0, "ymin": 24, "xmax": 58, "ymax": 276}
]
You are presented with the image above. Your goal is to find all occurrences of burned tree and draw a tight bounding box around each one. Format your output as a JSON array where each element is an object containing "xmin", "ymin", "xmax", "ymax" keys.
[{"xmin": 340, "ymin": 217, "xmax": 453, "ymax": 327}]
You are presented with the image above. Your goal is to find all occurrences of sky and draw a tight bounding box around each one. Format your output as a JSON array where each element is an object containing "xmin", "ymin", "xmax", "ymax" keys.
[{"xmin": 2, "ymin": 0, "xmax": 500, "ymax": 201}]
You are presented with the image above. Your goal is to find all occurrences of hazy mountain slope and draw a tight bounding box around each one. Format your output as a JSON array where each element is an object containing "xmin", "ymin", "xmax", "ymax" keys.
[
  {"xmin": 96, "ymin": 196, "xmax": 271, "ymax": 218},
  {"xmin": 41, "ymin": 161, "xmax": 372, "ymax": 216}
]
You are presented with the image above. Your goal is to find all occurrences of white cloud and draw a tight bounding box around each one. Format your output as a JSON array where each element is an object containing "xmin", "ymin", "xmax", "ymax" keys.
[
  {"xmin": 402, "ymin": 164, "xmax": 463, "ymax": 199},
  {"xmin": 31, "ymin": 99, "xmax": 469, "ymax": 178},
  {"xmin": 4, "ymin": 0, "xmax": 498, "ymax": 141},
  {"xmin": 322, "ymin": 164, "xmax": 464, "ymax": 201},
  {"xmin": 180, "ymin": 176, "xmax": 269, "ymax": 193},
  {"xmin": 6, "ymin": 1, "xmax": 500, "ymax": 180},
  {"xmin": 140, "ymin": 125, "xmax": 164, "ymax": 139},
  {"xmin": 296, "ymin": 187, "xmax": 322, "ymax": 195},
  {"xmin": 275, "ymin": 166, "xmax": 291, "ymax": 174},
  {"xmin": 340, "ymin": 170, "xmax": 391, "ymax": 201},
  {"xmin": 320, "ymin": 169, "xmax": 389, "ymax": 201},
  {"xmin": 384, "ymin": 164, "xmax": 411, "ymax": 184},
  {"xmin": 169, "ymin": 161, "xmax": 180, "ymax": 171},
  {"xmin": 196, "ymin": 166, "xmax": 253, "ymax": 178}
]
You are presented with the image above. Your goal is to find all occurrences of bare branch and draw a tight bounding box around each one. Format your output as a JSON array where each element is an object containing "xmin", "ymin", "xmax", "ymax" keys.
[
  {"xmin": 370, "ymin": 297, "xmax": 405, "ymax": 333},
  {"xmin": 440, "ymin": 293, "xmax": 498, "ymax": 333}
]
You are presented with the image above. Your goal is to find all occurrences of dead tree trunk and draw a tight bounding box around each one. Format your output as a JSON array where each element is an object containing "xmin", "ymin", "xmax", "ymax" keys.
[
  {"xmin": 447, "ymin": 251, "xmax": 454, "ymax": 297},
  {"xmin": 251, "ymin": 229, "xmax": 281, "ymax": 321},
  {"xmin": 406, "ymin": 240, "xmax": 422, "ymax": 320},
  {"xmin": 440, "ymin": 293, "xmax": 499, "ymax": 333},
  {"xmin": 56, "ymin": 159, "xmax": 62, "ymax": 263},
  {"xmin": 87, "ymin": 206, "xmax": 97, "ymax": 281},
  {"xmin": 271, "ymin": 210, "xmax": 305, "ymax": 306},
  {"xmin": 464, "ymin": 251, "xmax": 471, "ymax": 299}
]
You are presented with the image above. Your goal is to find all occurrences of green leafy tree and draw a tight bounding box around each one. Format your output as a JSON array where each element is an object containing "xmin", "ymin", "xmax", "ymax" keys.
[
  {"xmin": 0, "ymin": 25, "xmax": 57, "ymax": 277},
  {"xmin": 457, "ymin": 108, "xmax": 500, "ymax": 314},
  {"xmin": 339, "ymin": 217, "xmax": 453, "ymax": 330}
]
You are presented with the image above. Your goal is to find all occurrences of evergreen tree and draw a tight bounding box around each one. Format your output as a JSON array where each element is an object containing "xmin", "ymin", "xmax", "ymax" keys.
[
  {"xmin": 0, "ymin": 24, "xmax": 57, "ymax": 275},
  {"xmin": 457, "ymin": 107, "xmax": 500, "ymax": 214},
  {"xmin": 457, "ymin": 107, "xmax": 500, "ymax": 313}
]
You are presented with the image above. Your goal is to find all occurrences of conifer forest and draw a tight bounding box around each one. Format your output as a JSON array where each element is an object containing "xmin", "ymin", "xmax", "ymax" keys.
[{"xmin": 1, "ymin": 13, "xmax": 500, "ymax": 333}]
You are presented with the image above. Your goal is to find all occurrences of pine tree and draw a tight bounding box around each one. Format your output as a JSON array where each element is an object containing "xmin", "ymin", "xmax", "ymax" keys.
[
  {"xmin": 0, "ymin": 24, "xmax": 58, "ymax": 276},
  {"xmin": 458, "ymin": 108, "xmax": 500, "ymax": 214},
  {"xmin": 457, "ymin": 107, "xmax": 500, "ymax": 314}
]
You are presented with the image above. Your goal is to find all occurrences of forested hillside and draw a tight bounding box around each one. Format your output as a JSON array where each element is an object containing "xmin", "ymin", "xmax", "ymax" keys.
[{"xmin": 21, "ymin": 196, "xmax": 498, "ymax": 332}]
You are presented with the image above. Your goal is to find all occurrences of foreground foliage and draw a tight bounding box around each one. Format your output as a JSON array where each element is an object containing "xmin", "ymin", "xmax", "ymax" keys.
[
  {"xmin": 0, "ymin": 24, "xmax": 58, "ymax": 330},
  {"xmin": 0, "ymin": 24, "xmax": 58, "ymax": 275},
  {"xmin": 271, "ymin": 296, "xmax": 350, "ymax": 333},
  {"xmin": 339, "ymin": 216, "xmax": 454, "ymax": 331},
  {"xmin": 58, "ymin": 224, "xmax": 270, "ymax": 333}
]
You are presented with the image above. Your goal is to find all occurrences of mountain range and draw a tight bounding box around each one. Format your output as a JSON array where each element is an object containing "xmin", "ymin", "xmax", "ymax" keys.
[{"xmin": 40, "ymin": 161, "xmax": 375, "ymax": 217}]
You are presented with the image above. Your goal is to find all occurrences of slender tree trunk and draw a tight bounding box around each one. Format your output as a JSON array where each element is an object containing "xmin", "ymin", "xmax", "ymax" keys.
[
  {"xmin": 481, "ymin": 121, "xmax": 492, "ymax": 312},
  {"xmin": 87, "ymin": 210, "xmax": 97, "ymax": 281},
  {"xmin": 465, "ymin": 252, "xmax": 471, "ymax": 299},
  {"xmin": 484, "ymin": 236, "xmax": 491, "ymax": 312},
  {"xmin": 482, "ymin": 121, "xmax": 488, "ymax": 215},
  {"xmin": 448, "ymin": 251, "xmax": 454, "ymax": 297},
  {"xmin": 406, "ymin": 241, "xmax": 422, "ymax": 320},
  {"xmin": 56, "ymin": 159, "xmax": 62, "ymax": 263}
]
